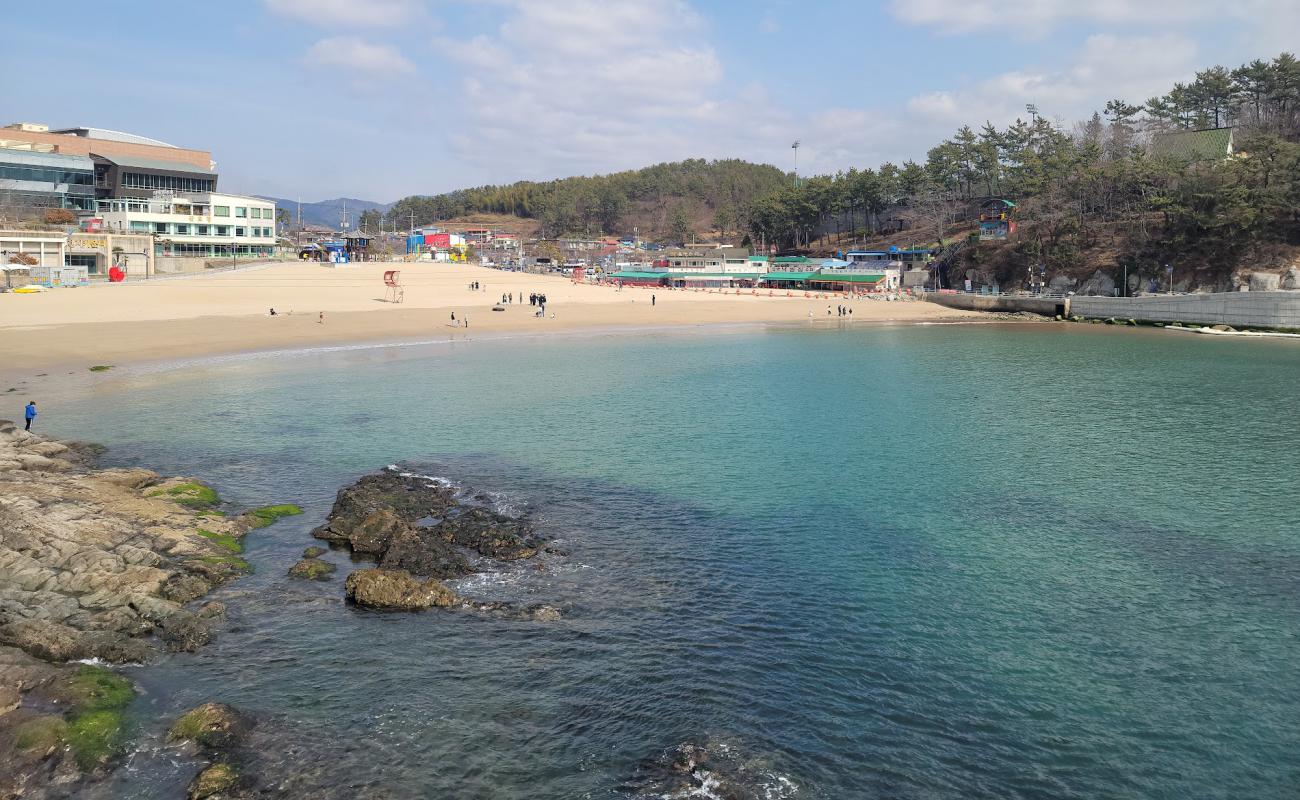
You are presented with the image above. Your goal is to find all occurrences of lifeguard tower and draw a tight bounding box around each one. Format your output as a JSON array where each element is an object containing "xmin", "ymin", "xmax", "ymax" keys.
[{"xmin": 383, "ymin": 270, "xmax": 404, "ymax": 303}]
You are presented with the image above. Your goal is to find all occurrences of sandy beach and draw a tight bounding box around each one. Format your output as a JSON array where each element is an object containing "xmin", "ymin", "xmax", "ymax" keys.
[{"xmin": 0, "ymin": 260, "xmax": 978, "ymax": 384}]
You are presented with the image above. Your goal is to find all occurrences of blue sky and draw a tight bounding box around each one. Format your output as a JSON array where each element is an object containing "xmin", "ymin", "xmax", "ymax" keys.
[{"xmin": 4, "ymin": 1, "xmax": 1295, "ymax": 201}]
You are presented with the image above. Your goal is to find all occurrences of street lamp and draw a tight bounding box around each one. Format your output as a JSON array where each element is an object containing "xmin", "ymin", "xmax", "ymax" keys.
[{"xmin": 1166, "ymin": 263, "xmax": 1173, "ymax": 294}]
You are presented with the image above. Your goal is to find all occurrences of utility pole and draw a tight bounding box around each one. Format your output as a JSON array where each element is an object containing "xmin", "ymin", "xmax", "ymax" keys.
[{"xmin": 791, "ymin": 141, "xmax": 800, "ymax": 186}]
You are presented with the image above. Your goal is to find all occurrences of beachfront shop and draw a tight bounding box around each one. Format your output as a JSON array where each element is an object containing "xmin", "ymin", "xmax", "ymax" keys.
[
  {"xmin": 807, "ymin": 272, "xmax": 888, "ymax": 294},
  {"xmin": 608, "ymin": 270, "xmax": 670, "ymax": 287},
  {"xmin": 759, "ymin": 270, "xmax": 817, "ymax": 289},
  {"xmin": 669, "ymin": 272, "xmax": 759, "ymax": 288}
]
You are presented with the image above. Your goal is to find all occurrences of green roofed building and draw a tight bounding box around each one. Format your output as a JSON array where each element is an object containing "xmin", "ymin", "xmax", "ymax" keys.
[
  {"xmin": 1150, "ymin": 126, "xmax": 1235, "ymax": 163},
  {"xmin": 759, "ymin": 271, "xmax": 817, "ymax": 288},
  {"xmin": 608, "ymin": 270, "xmax": 669, "ymax": 286}
]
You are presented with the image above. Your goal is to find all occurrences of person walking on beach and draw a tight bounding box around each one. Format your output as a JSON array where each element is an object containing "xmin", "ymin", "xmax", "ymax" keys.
[
  {"xmin": 652, "ymin": 294, "xmax": 656, "ymax": 307},
  {"xmin": 451, "ymin": 311, "xmax": 457, "ymax": 326},
  {"xmin": 318, "ymin": 312, "xmax": 324, "ymax": 324},
  {"xmin": 24, "ymin": 401, "xmax": 37, "ymax": 431}
]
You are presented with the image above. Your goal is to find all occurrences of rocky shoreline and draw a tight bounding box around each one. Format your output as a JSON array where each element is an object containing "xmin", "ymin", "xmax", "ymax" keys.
[
  {"xmin": 0, "ymin": 427, "xmax": 569, "ymax": 798},
  {"xmin": 0, "ymin": 421, "xmax": 301, "ymax": 798}
]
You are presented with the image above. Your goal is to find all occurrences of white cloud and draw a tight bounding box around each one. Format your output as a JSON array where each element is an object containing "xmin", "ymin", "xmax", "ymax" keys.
[
  {"xmin": 304, "ymin": 36, "xmax": 416, "ymax": 76},
  {"xmin": 905, "ymin": 34, "xmax": 1200, "ymax": 127},
  {"xmin": 431, "ymin": 0, "xmax": 737, "ymax": 178},
  {"xmin": 890, "ymin": 0, "xmax": 1300, "ymax": 37},
  {"xmin": 266, "ymin": 0, "xmax": 421, "ymax": 27}
]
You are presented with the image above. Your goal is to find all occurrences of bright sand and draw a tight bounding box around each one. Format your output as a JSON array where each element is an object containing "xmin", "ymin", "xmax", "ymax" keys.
[{"xmin": 0, "ymin": 261, "xmax": 978, "ymax": 382}]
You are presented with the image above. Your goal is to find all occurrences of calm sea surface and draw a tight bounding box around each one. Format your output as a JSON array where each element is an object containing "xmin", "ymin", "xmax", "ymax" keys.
[{"xmin": 35, "ymin": 323, "xmax": 1300, "ymax": 799}]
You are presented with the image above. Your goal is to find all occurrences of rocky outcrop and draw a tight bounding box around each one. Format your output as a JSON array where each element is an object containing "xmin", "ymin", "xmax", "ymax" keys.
[
  {"xmin": 1076, "ymin": 269, "xmax": 1116, "ymax": 296},
  {"xmin": 344, "ymin": 568, "xmax": 459, "ymax": 611},
  {"xmin": 0, "ymin": 423, "xmax": 296, "ymax": 664},
  {"xmin": 315, "ymin": 469, "xmax": 554, "ymax": 615},
  {"xmin": 313, "ymin": 470, "xmax": 544, "ymax": 574}
]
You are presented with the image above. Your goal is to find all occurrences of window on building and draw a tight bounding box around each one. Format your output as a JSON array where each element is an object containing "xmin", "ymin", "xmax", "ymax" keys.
[
  {"xmin": 235, "ymin": 227, "xmax": 245, "ymax": 237},
  {"xmin": 250, "ymin": 208, "xmax": 261, "ymax": 219},
  {"xmin": 175, "ymin": 204, "xmax": 192, "ymax": 215},
  {"xmin": 197, "ymin": 225, "xmax": 209, "ymax": 235},
  {"xmin": 235, "ymin": 207, "xmax": 247, "ymax": 218},
  {"xmin": 214, "ymin": 206, "xmax": 229, "ymax": 217},
  {"xmin": 120, "ymin": 172, "xmax": 214, "ymax": 193},
  {"xmin": 175, "ymin": 224, "xmax": 189, "ymax": 235},
  {"xmin": 154, "ymin": 222, "xmax": 169, "ymax": 234},
  {"xmin": 130, "ymin": 221, "xmax": 150, "ymax": 233},
  {"xmin": 215, "ymin": 225, "xmax": 229, "ymax": 236}
]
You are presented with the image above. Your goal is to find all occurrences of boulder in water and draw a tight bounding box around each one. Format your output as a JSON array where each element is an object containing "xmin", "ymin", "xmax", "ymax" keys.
[
  {"xmin": 344, "ymin": 568, "xmax": 458, "ymax": 611},
  {"xmin": 288, "ymin": 558, "xmax": 336, "ymax": 581}
]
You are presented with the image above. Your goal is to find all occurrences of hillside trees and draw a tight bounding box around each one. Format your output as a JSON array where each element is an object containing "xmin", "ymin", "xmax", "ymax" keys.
[{"xmin": 740, "ymin": 52, "xmax": 1299, "ymax": 283}]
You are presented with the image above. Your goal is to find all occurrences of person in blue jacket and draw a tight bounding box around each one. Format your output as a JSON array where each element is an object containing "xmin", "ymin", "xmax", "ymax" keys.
[{"xmin": 24, "ymin": 401, "xmax": 37, "ymax": 431}]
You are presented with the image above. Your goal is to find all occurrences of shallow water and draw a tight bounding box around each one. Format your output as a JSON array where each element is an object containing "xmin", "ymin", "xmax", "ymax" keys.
[{"xmin": 36, "ymin": 323, "xmax": 1300, "ymax": 799}]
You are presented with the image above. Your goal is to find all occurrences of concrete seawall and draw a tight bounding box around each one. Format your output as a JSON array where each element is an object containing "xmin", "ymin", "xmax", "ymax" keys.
[
  {"xmin": 927, "ymin": 290, "xmax": 1300, "ymax": 329},
  {"xmin": 924, "ymin": 293, "xmax": 1067, "ymax": 317},
  {"xmin": 1070, "ymin": 292, "xmax": 1300, "ymax": 329}
]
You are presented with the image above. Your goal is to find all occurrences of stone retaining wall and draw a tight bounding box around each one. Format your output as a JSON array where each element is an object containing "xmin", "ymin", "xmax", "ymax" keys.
[{"xmin": 1070, "ymin": 292, "xmax": 1300, "ymax": 329}]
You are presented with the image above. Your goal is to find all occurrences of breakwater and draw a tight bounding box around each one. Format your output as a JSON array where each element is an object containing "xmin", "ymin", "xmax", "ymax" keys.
[
  {"xmin": 1070, "ymin": 291, "xmax": 1300, "ymax": 329},
  {"xmin": 923, "ymin": 292, "xmax": 1067, "ymax": 317},
  {"xmin": 926, "ymin": 290, "xmax": 1300, "ymax": 330}
]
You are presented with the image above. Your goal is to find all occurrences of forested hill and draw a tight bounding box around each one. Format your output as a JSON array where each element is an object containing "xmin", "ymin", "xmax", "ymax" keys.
[
  {"xmin": 745, "ymin": 52, "xmax": 1300, "ymax": 291},
  {"xmin": 385, "ymin": 159, "xmax": 789, "ymax": 240}
]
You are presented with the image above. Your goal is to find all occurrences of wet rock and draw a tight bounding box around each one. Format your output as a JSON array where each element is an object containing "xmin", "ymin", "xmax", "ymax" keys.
[
  {"xmin": 622, "ymin": 740, "xmax": 795, "ymax": 800},
  {"xmin": 379, "ymin": 526, "xmax": 471, "ymax": 578},
  {"xmin": 311, "ymin": 472, "xmax": 458, "ymax": 545},
  {"xmin": 344, "ymin": 568, "xmax": 458, "ymax": 611},
  {"xmin": 288, "ymin": 558, "xmax": 336, "ymax": 581},
  {"xmin": 435, "ymin": 507, "xmax": 542, "ymax": 560},
  {"xmin": 198, "ymin": 601, "xmax": 227, "ymax": 619},
  {"xmin": 169, "ymin": 703, "xmax": 251, "ymax": 750},
  {"xmin": 189, "ymin": 762, "xmax": 240, "ymax": 799},
  {"xmin": 158, "ymin": 611, "xmax": 214, "ymax": 652},
  {"xmin": 345, "ymin": 509, "xmax": 409, "ymax": 555},
  {"xmin": 302, "ymin": 546, "xmax": 327, "ymax": 559},
  {"xmin": 79, "ymin": 631, "xmax": 153, "ymax": 664}
]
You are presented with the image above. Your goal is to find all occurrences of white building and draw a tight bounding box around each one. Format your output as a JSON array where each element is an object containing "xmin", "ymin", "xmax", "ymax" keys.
[{"xmin": 95, "ymin": 192, "xmax": 276, "ymax": 260}]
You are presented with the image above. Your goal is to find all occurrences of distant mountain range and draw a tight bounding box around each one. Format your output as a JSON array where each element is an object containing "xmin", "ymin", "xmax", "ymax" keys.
[{"xmin": 257, "ymin": 196, "xmax": 391, "ymax": 229}]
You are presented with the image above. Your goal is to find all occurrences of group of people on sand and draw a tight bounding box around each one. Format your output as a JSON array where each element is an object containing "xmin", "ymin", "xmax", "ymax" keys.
[
  {"xmin": 529, "ymin": 292, "xmax": 549, "ymax": 317},
  {"xmin": 450, "ymin": 311, "xmax": 468, "ymax": 328},
  {"xmin": 268, "ymin": 308, "xmax": 325, "ymax": 324},
  {"xmin": 467, "ymin": 281, "xmax": 482, "ymax": 291},
  {"xmin": 830, "ymin": 304, "xmax": 854, "ymax": 317}
]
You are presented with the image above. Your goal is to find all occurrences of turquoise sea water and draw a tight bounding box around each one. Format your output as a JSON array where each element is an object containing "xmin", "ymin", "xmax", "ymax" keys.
[{"xmin": 35, "ymin": 323, "xmax": 1300, "ymax": 798}]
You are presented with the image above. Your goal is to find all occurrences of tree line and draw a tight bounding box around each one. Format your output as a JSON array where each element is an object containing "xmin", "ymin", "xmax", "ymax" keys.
[
  {"xmin": 385, "ymin": 159, "xmax": 788, "ymax": 239},
  {"xmin": 744, "ymin": 53, "xmax": 1300, "ymax": 284}
]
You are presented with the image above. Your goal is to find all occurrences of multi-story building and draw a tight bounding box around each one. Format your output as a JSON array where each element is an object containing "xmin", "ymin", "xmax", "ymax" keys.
[
  {"xmin": 0, "ymin": 147, "xmax": 96, "ymax": 212},
  {"xmin": 95, "ymin": 192, "xmax": 276, "ymax": 260},
  {"xmin": 2, "ymin": 123, "xmax": 215, "ymax": 202}
]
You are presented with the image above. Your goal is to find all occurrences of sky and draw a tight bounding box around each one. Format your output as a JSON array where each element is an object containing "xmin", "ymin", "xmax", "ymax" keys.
[{"xmin": 4, "ymin": 0, "xmax": 1297, "ymax": 202}]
